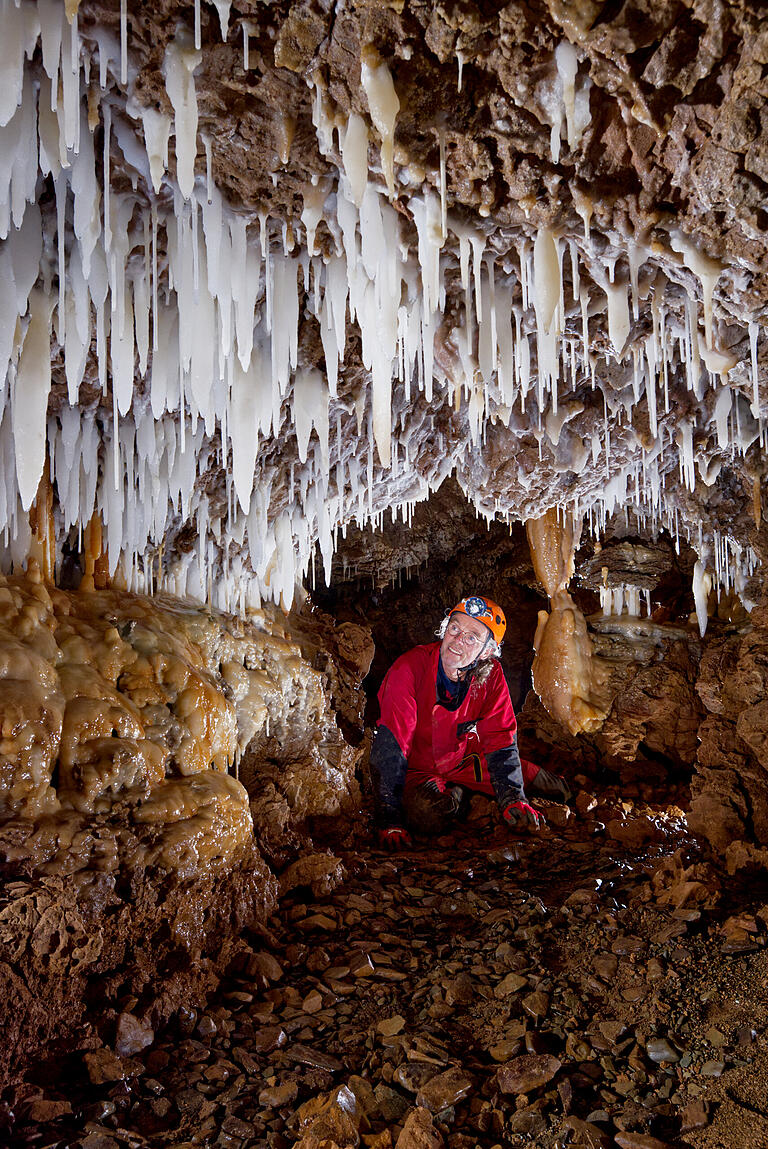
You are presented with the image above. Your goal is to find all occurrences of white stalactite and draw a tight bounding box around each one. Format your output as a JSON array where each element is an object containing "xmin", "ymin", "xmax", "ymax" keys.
[{"xmin": 0, "ymin": 0, "xmax": 758, "ymax": 616}]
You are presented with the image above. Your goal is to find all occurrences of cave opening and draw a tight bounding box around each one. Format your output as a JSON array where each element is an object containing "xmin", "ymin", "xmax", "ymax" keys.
[{"xmin": 311, "ymin": 474, "xmax": 704, "ymax": 800}]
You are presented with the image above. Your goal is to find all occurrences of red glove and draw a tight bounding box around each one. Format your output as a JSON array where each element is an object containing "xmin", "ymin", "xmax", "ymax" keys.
[
  {"xmin": 502, "ymin": 801, "xmax": 544, "ymax": 831},
  {"xmin": 377, "ymin": 826, "xmax": 412, "ymax": 851}
]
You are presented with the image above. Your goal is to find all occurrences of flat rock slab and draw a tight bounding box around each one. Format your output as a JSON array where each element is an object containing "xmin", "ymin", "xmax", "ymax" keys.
[
  {"xmin": 497, "ymin": 1053, "xmax": 561, "ymax": 1094},
  {"xmin": 284, "ymin": 1044, "xmax": 343, "ymax": 1071},
  {"xmin": 614, "ymin": 1134, "xmax": 672, "ymax": 1149},
  {"xmin": 416, "ymin": 1067, "xmax": 474, "ymax": 1111},
  {"xmin": 395, "ymin": 1107, "xmax": 445, "ymax": 1149}
]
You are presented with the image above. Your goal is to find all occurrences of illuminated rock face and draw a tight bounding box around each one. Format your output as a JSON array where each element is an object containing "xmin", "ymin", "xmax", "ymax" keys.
[
  {"xmin": 0, "ymin": 567, "xmax": 369, "ymax": 1087},
  {"xmin": 0, "ymin": 565, "xmax": 366, "ymax": 878}
]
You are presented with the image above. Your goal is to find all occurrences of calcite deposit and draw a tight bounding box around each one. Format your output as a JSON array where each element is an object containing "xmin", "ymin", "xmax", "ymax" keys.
[
  {"xmin": 527, "ymin": 507, "xmax": 611, "ymax": 735},
  {"xmin": 0, "ymin": 0, "xmax": 764, "ymax": 613},
  {"xmin": 0, "ymin": 566, "xmax": 370, "ymax": 1089},
  {"xmin": 0, "ymin": 564, "xmax": 360, "ymax": 877}
]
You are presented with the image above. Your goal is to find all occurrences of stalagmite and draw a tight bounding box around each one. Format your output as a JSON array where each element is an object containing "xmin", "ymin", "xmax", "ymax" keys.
[
  {"xmin": 81, "ymin": 513, "xmax": 109, "ymax": 591},
  {"xmin": 28, "ymin": 469, "xmax": 55, "ymax": 581}
]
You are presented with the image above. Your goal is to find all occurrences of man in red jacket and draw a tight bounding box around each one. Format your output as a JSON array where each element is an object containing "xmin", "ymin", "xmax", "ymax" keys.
[{"xmin": 370, "ymin": 594, "xmax": 570, "ymax": 849}]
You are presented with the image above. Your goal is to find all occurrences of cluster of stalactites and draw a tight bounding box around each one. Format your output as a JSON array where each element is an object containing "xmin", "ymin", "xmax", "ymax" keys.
[{"xmin": 0, "ymin": 0, "xmax": 762, "ymax": 615}]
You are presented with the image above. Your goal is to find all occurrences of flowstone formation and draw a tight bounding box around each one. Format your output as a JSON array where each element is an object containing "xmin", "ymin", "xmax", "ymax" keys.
[
  {"xmin": 526, "ymin": 507, "xmax": 610, "ymax": 736},
  {"xmin": 0, "ymin": 566, "xmax": 370, "ymax": 1088}
]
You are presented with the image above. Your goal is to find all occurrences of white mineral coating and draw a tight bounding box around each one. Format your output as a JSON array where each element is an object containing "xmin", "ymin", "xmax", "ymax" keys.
[
  {"xmin": 341, "ymin": 112, "xmax": 369, "ymax": 209},
  {"xmin": 0, "ymin": 0, "xmax": 759, "ymax": 621},
  {"xmin": 140, "ymin": 105, "xmax": 171, "ymax": 194},
  {"xmin": 14, "ymin": 288, "xmax": 53, "ymax": 511},
  {"xmin": 163, "ymin": 31, "xmax": 202, "ymax": 201},
  {"xmin": 360, "ymin": 44, "xmax": 400, "ymax": 200},
  {"xmin": 693, "ymin": 559, "xmax": 713, "ymax": 638}
]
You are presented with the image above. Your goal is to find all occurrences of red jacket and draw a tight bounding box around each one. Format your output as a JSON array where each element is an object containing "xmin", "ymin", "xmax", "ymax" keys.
[{"xmin": 377, "ymin": 642, "xmax": 518, "ymax": 792}]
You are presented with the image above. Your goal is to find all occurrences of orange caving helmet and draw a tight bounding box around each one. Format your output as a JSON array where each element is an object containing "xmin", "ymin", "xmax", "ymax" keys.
[{"xmin": 449, "ymin": 596, "xmax": 506, "ymax": 645}]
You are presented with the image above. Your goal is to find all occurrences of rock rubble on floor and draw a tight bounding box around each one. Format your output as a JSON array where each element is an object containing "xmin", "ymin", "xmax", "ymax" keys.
[{"xmin": 7, "ymin": 791, "xmax": 768, "ymax": 1149}]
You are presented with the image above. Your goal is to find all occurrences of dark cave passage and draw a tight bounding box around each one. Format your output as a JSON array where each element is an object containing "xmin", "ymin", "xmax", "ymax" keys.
[{"xmin": 310, "ymin": 477, "xmax": 704, "ymax": 800}]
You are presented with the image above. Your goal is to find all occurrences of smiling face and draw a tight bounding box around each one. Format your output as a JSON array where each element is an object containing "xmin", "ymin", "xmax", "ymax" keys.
[{"xmin": 440, "ymin": 613, "xmax": 491, "ymax": 680}]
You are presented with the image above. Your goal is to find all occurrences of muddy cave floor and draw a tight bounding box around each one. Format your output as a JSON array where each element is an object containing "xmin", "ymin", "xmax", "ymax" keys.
[{"xmin": 10, "ymin": 785, "xmax": 768, "ymax": 1149}]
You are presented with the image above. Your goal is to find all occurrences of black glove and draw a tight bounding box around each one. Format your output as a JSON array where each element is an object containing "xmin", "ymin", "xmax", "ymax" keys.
[{"xmin": 370, "ymin": 725, "xmax": 408, "ymax": 822}]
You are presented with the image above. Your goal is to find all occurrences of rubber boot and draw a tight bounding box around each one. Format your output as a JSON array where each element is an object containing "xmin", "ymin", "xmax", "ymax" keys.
[
  {"xmin": 526, "ymin": 766, "xmax": 572, "ymax": 802},
  {"xmin": 402, "ymin": 781, "xmax": 466, "ymax": 836}
]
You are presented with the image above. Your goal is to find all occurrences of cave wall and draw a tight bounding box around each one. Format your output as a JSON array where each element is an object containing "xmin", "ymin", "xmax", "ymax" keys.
[
  {"xmin": 690, "ymin": 586, "xmax": 768, "ymax": 863},
  {"xmin": 0, "ymin": 574, "xmax": 371, "ymax": 1091},
  {"xmin": 0, "ymin": 849, "xmax": 271, "ymax": 1094}
]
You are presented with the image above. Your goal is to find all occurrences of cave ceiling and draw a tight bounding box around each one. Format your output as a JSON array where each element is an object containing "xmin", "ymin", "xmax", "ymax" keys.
[{"xmin": 1, "ymin": 0, "xmax": 767, "ymax": 609}]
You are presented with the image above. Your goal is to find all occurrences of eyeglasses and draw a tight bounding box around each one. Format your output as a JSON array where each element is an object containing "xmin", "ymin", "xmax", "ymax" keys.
[{"xmin": 445, "ymin": 621, "xmax": 488, "ymax": 649}]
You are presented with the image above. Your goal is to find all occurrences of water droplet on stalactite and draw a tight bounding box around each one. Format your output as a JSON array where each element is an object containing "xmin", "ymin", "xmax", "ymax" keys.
[{"xmin": 211, "ymin": 0, "xmax": 231, "ymax": 41}]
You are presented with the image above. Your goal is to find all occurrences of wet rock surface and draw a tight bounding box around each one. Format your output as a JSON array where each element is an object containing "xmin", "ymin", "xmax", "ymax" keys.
[
  {"xmin": 7, "ymin": 792, "xmax": 768, "ymax": 1149},
  {"xmin": 0, "ymin": 576, "xmax": 373, "ymax": 1095}
]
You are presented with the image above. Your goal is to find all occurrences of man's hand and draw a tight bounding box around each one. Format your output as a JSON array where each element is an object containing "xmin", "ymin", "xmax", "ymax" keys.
[
  {"xmin": 502, "ymin": 800, "xmax": 544, "ymax": 831},
  {"xmin": 377, "ymin": 826, "xmax": 412, "ymax": 851}
]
